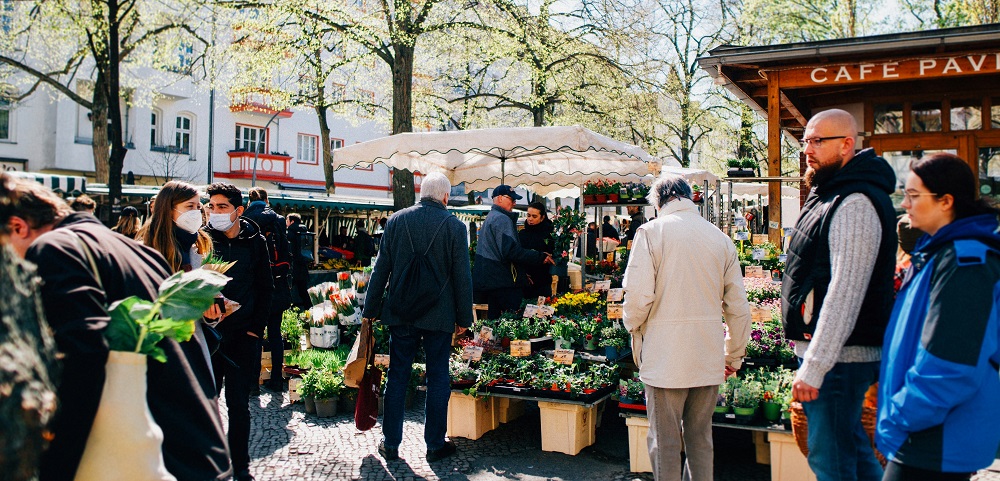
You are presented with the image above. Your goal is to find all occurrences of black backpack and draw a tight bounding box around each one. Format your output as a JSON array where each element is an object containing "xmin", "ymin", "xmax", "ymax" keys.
[{"xmin": 388, "ymin": 216, "xmax": 451, "ymax": 319}]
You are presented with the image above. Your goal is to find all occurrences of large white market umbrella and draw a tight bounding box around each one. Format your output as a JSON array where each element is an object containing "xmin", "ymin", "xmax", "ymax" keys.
[{"xmin": 331, "ymin": 125, "xmax": 670, "ymax": 191}]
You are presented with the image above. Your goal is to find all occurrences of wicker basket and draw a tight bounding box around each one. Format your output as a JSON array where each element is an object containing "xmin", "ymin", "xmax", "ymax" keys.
[{"xmin": 789, "ymin": 384, "xmax": 887, "ymax": 467}]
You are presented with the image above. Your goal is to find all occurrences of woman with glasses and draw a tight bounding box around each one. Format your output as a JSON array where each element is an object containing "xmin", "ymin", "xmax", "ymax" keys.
[{"xmin": 876, "ymin": 153, "xmax": 1000, "ymax": 481}]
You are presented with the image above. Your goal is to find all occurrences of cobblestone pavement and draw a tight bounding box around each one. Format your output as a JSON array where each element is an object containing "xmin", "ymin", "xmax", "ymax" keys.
[{"xmin": 218, "ymin": 389, "xmax": 1000, "ymax": 481}]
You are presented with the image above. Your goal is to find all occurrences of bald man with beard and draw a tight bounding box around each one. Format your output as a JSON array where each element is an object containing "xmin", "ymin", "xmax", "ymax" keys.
[{"xmin": 781, "ymin": 109, "xmax": 898, "ymax": 480}]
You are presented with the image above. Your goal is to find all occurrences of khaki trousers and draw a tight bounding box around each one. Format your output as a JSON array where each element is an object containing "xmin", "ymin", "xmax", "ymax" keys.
[{"xmin": 645, "ymin": 384, "xmax": 717, "ymax": 481}]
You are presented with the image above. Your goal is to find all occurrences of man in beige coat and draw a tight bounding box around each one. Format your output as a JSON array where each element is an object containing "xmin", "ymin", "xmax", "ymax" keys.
[{"xmin": 623, "ymin": 174, "xmax": 751, "ymax": 481}]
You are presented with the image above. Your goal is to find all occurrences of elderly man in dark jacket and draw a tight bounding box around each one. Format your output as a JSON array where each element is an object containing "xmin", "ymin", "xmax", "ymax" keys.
[
  {"xmin": 473, "ymin": 185, "xmax": 552, "ymax": 319},
  {"xmin": 206, "ymin": 182, "xmax": 273, "ymax": 481},
  {"xmin": 362, "ymin": 172, "xmax": 473, "ymax": 463},
  {"xmin": 3, "ymin": 175, "xmax": 231, "ymax": 481},
  {"xmin": 243, "ymin": 187, "xmax": 291, "ymax": 392},
  {"xmin": 518, "ymin": 202, "xmax": 554, "ymax": 299}
]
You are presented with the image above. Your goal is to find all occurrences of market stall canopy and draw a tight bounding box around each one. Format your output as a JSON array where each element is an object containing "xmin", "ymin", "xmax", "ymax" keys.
[
  {"xmin": 9, "ymin": 171, "xmax": 87, "ymax": 194},
  {"xmin": 86, "ymin": 184, "xmax": 393, "ymax": 212},
  {"xmin": 331, "ymin": 125, "xmax": 672, "ymax": 194},
  {"xmin": 527, "ymin": 165, "xmax": 712, "ymax": 199},
  {"xmin": 723, "ymin": 183, "xmax": 799, "ymax": 200}
]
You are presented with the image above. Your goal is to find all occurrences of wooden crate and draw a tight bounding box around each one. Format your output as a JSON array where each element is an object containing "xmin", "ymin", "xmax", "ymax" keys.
[
  {"xmin": 768, "ymin": 432, "xmax": 816, "ymax": 481},
  {"xmin": 493, "ymin": 398, "xmax": 526, "ymax": 424},
  {"xmin": 446, "ymin": 392, "xmax": 496, "ymax": 440},
  {"xmin": 625, "ymin": 416, "xmax": 652, "ymax": 473},
  {"xmin": 752, "ymin": 431, "xmax": 771, "ymax": 465},
  {"xmin": 288, "ymin": 377, "xmax": 302, "ymax": 403},
  {"xmin": 538, "ymin": 401, "xmax": 597, "ymax": 455}
]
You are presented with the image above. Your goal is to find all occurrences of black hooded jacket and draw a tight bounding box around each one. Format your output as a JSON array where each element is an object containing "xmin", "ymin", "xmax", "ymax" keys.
[
  {"xmin": 519, "ymin": 217, "xmax": 555, "ymax": 297},
  {"xmin": 207, "ymin": 218, "xmax": 274, "ymax": 337},
  {"xmin": 242, "ymin": 201, "xmax": 290, "ymax": 311}
]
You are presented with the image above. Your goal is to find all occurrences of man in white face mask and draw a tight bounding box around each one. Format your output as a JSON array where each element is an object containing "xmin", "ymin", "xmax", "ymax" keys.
[{"xmin": 205, "ymin": 182, "xmax": 273, "ymax": 481}]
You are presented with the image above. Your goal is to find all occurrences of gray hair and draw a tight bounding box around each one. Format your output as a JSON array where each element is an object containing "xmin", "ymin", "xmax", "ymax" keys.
[
  {"xmin": 649, "ymin": 173, "xmax": 692, "ymax": 209},
  {"xmin": 420, "ymin": 172, "xmax": 451, "ymax": 203}
]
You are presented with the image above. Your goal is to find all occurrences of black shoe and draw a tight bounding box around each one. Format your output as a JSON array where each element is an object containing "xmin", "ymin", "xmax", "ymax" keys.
[
  {"xmin": 378, "ymin": 442, "xmax": 399, "ymax": 461},
  {"xmin": 234, "ymin": 471, "xmax": 255, "ymax": 481},
  {"xmin": 426, "ymin": 441, "xmax": 456, "ymax": 462},
  {"xmin": 250, "ymin": 386, "xmax": 261, "ymax": 396},
  {"xmin": 264, "ymin": 380, "xmax": 285, "ymax": 392}
]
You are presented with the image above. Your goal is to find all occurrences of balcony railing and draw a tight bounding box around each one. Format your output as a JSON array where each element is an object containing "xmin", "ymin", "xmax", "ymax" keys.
[{"xmin": 226, "ymin": 150, "xmax": 292, "ymax": 179}]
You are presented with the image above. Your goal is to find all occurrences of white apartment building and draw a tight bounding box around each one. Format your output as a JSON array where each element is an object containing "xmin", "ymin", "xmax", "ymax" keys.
[{"xmin": 0, "ymin": 74, "xmax": 398, "ymax": 199}]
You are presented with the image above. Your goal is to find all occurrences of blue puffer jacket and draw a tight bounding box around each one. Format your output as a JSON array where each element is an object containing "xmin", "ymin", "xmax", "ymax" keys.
[{"xmin": 877, "ymin": 214, "xmax": 1000, "ymax": 473}]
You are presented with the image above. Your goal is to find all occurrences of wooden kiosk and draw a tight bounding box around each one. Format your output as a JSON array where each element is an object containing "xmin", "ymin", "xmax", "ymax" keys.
[{"xmin": 699, "ymin": 24, "xmax": 1000, "ymax": 244}]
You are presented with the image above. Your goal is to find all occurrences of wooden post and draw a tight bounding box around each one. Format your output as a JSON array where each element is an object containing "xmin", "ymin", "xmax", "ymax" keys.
[{"xmin": 768, "ymin": 72, "xmax": 783, "ymax": 246}]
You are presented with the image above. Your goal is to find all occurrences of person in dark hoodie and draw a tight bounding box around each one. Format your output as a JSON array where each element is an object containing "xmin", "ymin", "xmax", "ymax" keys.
[
  {"xmin": 206, "ymin": 182, "xmax": 273, "ymax": 481},
  {"xmin": 518, "ymin": 202, "xmax": 554, "ymax": 299},
  {"xmin": 781, "ymin": 109, "xmax": 897, "ymax": 481},
  {"xmin": 876, "ymin": 153, "xmax": 1000, "ymax": 481},
  {"xmin": 243, "ymin": 187, "xmax": 291, "ymax": 393},
  {"xmin": 473, "ymin": 185, "xmax": 552, "ymax": 319},
  {"xmin": 3, "ymin": 175, "xmax": 231, "ymax": 481}
]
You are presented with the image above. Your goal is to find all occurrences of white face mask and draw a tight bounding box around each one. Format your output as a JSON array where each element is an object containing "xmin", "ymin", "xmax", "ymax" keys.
[
  {"xmin": 209, "ymin": 212, "xmax": 236, "ymax": 232},
  {"xmin": 175, "ymin": 209, "xmax": 203, "ymax": 234}
]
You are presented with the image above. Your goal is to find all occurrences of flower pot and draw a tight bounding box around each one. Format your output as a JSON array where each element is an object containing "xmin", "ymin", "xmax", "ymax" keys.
[
  {"xmin": 608, "ymin": 193, "xmax": 619, "ymax": 203},
  {"xmin": 595, "ymin": 194, "xmax": 608, "ymax": 203},
  {"xmin": 733, "ymin": 406, "xmax": 757, "ymax": 423},
  {"xmin": 339, "ymin": 312, "xmax": 359, "ymax": 325},
  {"xmin": 584, "ymin": 194, "xmax": 597, "ymax": 204},
  {"xmin": 74, "ymin": 351, "xmax": 174, "ymax": 481},
  {"xmin": 550, "ymin": 259, "xmax": 569, "ymax": 276},
  {"xmin": 310, "ymin": 326, "xmax": 328, "ymax": 348},
  {"xmin": 763, "ymin": 402, "xmax": 782, "ymax": 422},
  {"xmin": 584, "ymin": 338, "xmax": 598, "ymax": 351},
  {"xmin": 314, "ymin": 397, "xmax": 339, "ymax": 417},
  {"xmin": 323, "ymin": 324, "xmax": 340, "ymax": 347},
  {"xmin": 554, "ymin": 337, "xmax": 573, "ymax": 350},
  {"xmin": 304, "ymin": 395, "xmax": 316, "ymax": 414},
  {"xmin": 356, "ymin": 291, "xmax": 366, "ymax": 307},
  {"xmin": 604, "ymin": 346, "xmax": 619, "ymax": 360},
  {"xmin": 714, "ymin": 405, "xmax": 730, "ymax": 414},
  {"xmin": 619, "ymin": 396, "xmax": 634, "ymax": 405}
]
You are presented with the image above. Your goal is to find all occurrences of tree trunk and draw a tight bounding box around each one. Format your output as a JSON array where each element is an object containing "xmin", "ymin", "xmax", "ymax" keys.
[
  {"xmin": 0, "ymin": 245, "xmax": 58, "ymax": 481},
  {"xmin": 91, "ymin": 72, "xmax": 110, "ymax": 185},
  {"xmin": 316, "ymin": 104, "xmax": 335, "ymax": 194},
  {"xmin": 106, "ymin": 0, "xmax": 126, "ymax": 211},
  {"xmin": 391, "ymin": 43, "xmax": 416, "ymax": 211}
]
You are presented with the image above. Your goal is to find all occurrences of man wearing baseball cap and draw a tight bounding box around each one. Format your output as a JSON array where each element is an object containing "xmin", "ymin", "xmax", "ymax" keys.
[{"xmin": 473, "ymin": 185, "xmax": 554, "ymax": 319}]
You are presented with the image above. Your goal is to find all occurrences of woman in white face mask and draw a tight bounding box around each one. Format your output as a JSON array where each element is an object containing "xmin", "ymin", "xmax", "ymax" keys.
[{"xmin": 138, "ymin": 180, "xmax": 214, "ymax": 272}]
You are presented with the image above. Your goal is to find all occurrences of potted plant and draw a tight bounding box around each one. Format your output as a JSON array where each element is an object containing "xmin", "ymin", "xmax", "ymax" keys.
[
  {"xmin": 578, "ymin": 318, "xmax": 600, "ymax": 351},
  {"xmin": 599, "ymin": 325, "xmax": 628, "ymax": 360},
  {"xmin": 549, "ymin": 207, "xmax": 586, "ymax": 276},
  {"xmin": 740, "ymin": 157, "xmax": 758, "ymax": 175},
  {"xmin": 604, "ymin": 180, "xmax": 622, "ymax": 203},
  {"xmin": 727, "ymin": 158, "xmax": 755, "ymax": 178},
  {"xmin": 550, "ymin": 317, "xmax": 579, "ymax": 350},
  {"xmin": 298, "ymin": 368, "xmax": 319, "ymax": 414},
  {"xmin": 691, "ymin": 184, "xmax": 704, "ymax": 203},
  {"xmin": 582, "ymin": 180, "xmax": 600, "ymax": 204},
  {"xmin": 626, "ymin": 377, "xmax": 646, "ymax": 405},
  {"xmin": 75, "ymin": 269, "xmax": 228, "ymax": 480},
  {"xmin": 732, "ymin": 378, "xmax": 762, "ymax": 421},
  {"xmin": 313, "ymin": 370, "xmax": 344, "ymax": 417}
]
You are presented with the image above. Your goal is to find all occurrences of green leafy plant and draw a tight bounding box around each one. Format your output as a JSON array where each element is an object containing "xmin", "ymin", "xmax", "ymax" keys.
[
  {"xmin": 107, "ymin": 269, "xmax": 228, "ymax": 363},
  {"xmin": 313, "ymin": 370, "xmax": 345, "ymax": 400},
  {"xmin": 732, "ymin": 378, "xmax": 763, "ymax": 408},
  {"xmin": 549, "ymin": 207, "xmax": 587, "ymax": 259},
  {"xmin": 281, "ymin": 307, "xmax": 305, "ymax": 342},
  {"xmin": 598, "ymin": 325, "xmax": 629, "ymax": 349}
]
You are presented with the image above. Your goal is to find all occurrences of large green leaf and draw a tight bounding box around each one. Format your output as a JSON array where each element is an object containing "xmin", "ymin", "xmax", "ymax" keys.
[
  {"xmin": 157, "ymin": 270, "xmax": 229, "ymax": 322},
  {"xmin": 147, "ymin": 318, "xmax": 196, "ymax": 343},
  {"xmin": 106, "ymin": 297, "xmax": 146, "ymax": 352}
]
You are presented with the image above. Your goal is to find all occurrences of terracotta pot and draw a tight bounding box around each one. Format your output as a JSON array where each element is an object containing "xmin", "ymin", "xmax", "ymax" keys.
[{"xmin": 608, "ymin": 193, "xmax": 619, "ymax": 203}]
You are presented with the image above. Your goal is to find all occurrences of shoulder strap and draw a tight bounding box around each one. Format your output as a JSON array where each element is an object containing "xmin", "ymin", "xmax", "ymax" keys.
[
  {"xmin": 403, "ymin": 215, "xmax": 451, "ymax": 256},
  {"xmin": 69, "ymin": 229, "xmax": 103, "ymax": 290}
]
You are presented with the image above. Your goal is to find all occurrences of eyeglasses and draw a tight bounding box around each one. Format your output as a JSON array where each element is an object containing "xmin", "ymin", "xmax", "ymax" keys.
[
  {"xmin": 902, "ymin": 190, "xmax": 939, "ymax": 201},
  {"xmin": 799, "ymin": 136, "xmax": 847, "ymax": 150}
]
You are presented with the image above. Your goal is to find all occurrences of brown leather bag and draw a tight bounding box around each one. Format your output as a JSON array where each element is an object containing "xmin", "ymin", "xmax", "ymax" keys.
[{"xmin": 343, "ymin": 318, "xmax": 374, "ymax": 388}]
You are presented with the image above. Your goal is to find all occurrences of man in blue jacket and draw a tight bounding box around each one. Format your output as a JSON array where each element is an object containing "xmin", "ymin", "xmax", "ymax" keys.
[
  {"xmin": 206, "ymin": 182, "xmax": 273, "ymax": 481},
  {"xmin": 362, "ymin": 173, "xmax": 473, "ymax": 463},
  {"xmin": 472, "ymin": 185, "xmax": 553, "ymax": 319}
]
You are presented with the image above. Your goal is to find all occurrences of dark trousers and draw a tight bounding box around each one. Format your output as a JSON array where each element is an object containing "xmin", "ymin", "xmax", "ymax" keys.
[
  {"xmin": 266, "ymin": 310, "xmax": 284, "ymax": 384},
  {"xmin": 477, "ymin": 288, "xmax": 523, "ymax": 320},
  {"xmin": 292, "ymin": 265, "xmax": 310, "ymax": 308},
  {"xmin": 883, "ymin": 461, "xmax": 973, "ymax": 481},
  {"xmin": 212, "ymin": 333, "xmax": 257, "ymax": 475},
  {"xmin": 382, "ymin": 325, "xmax": 453, "ymax": 451}
]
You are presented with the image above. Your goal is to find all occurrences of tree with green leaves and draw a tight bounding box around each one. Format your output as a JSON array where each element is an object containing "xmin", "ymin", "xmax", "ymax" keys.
[{"xmin": 0, "ymin": 0, "xmax": 208, "ymax": 208}]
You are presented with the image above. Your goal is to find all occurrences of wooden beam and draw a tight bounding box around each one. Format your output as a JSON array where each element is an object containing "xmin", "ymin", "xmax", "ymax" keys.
[
  {"xmin": 769, "ymin": 52, "xmax": 1000, "ymax": 89},
  {"xmin": 767, "ymin": 71, "xmax": 783, "ymax": 246},
  {"xmin": 780, "ymin": 92, "xmax": 808, "ymax": 126}
]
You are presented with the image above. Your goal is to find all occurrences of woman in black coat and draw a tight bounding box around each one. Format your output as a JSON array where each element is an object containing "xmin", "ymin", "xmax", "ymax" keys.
[{"xmin": 518, "ymin": 202, "xmax": 555, "ymax": 299}]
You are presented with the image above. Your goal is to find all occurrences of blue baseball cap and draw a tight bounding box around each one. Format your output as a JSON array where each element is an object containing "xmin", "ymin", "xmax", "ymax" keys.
[{"xmin": 492, "ymin": 185, "xmax": 522, "ymax": 200}]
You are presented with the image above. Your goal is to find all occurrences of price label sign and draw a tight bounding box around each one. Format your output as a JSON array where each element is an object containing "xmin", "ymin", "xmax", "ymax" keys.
[
  {"xmin": 734, "ymin": 231, "xmax": 750, "ymax": 241},
  {"xmin": 510, "ymin": 340, "xmax": 531, "ymax": 357},
  {"xmin": 462, "ymin": 345, "xmax": 484, "ymax": 362},
  {"xmin": 537, "ymin": 305, "xmax": 555, "ymax": 317},
  {"xmin": 778, "ymin": 254, "xmax": 787, "ymax": 263},
  {"xmin": 769, "ymin": 221, "xmax": 780, "ymax": 229},
  {"xmin": 522, "ymin": 304, "xmax": 539, "ymax": 318},
  {"xmin": 745, "ymin": 266, "xmax": 765, "ymax": 278},
  {"xmin": 478, "ymin": 326, "xmax": 493, "ymax": 343},
  {"xmin": 537, "ymin": 296, "xmax": 547, "ymax": 306},
  {"xmin": 784, "ymin": 227, "xmax": 794, "ymax": 237},
  {"xmin": 607, "ymin": 288, "xmax": 624, "ymax": 302},
  {"xmin": 374, "ymin": 354, "xmax": 390, "ymax": 368},
  {"xmin": 607, "ymin": 303, "xmax": 623, "ymax": 319},
  {"xmin": 593, "ymin": 280, "xmax": 612, "ymax": 292},
  {"xmin": 752, "ymin": 234, "xmax": 769, "ymax": 245},
  {"xmin": 734, "ymin": 217, "xmax": 747, "ymax": 228},
  {"xmin": 553, "ymin": 349, "xmax": 575, "ymax": 365},
  {"xmin": 752, "ymin": 248, "xmax": 765, "ymax": 260}
]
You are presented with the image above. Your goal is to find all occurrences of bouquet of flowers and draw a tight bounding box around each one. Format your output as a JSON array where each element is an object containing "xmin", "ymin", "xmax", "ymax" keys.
[
  {"xmin": 549, "ymin": 207, "xmax": 587, "ymax": 261},
  {"xmin": 308, "ymin": 282, "xmax": 339, "ymax": 307},
  {"xmin": 745, "ymin": 320, "xmax": 795, "ymax": 361},
  {"xmin": 330, "ymin": 290, "xmax": 359, "ymax": 324}
]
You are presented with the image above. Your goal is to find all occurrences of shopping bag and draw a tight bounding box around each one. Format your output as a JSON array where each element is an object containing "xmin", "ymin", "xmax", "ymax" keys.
[
  {"xmin": 354, "ymin": 359, "xmax": 382, "ymax": 432},
  {"xmin": 343, "ymin": 317, "xmax": 374, "ymax": 388}
]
